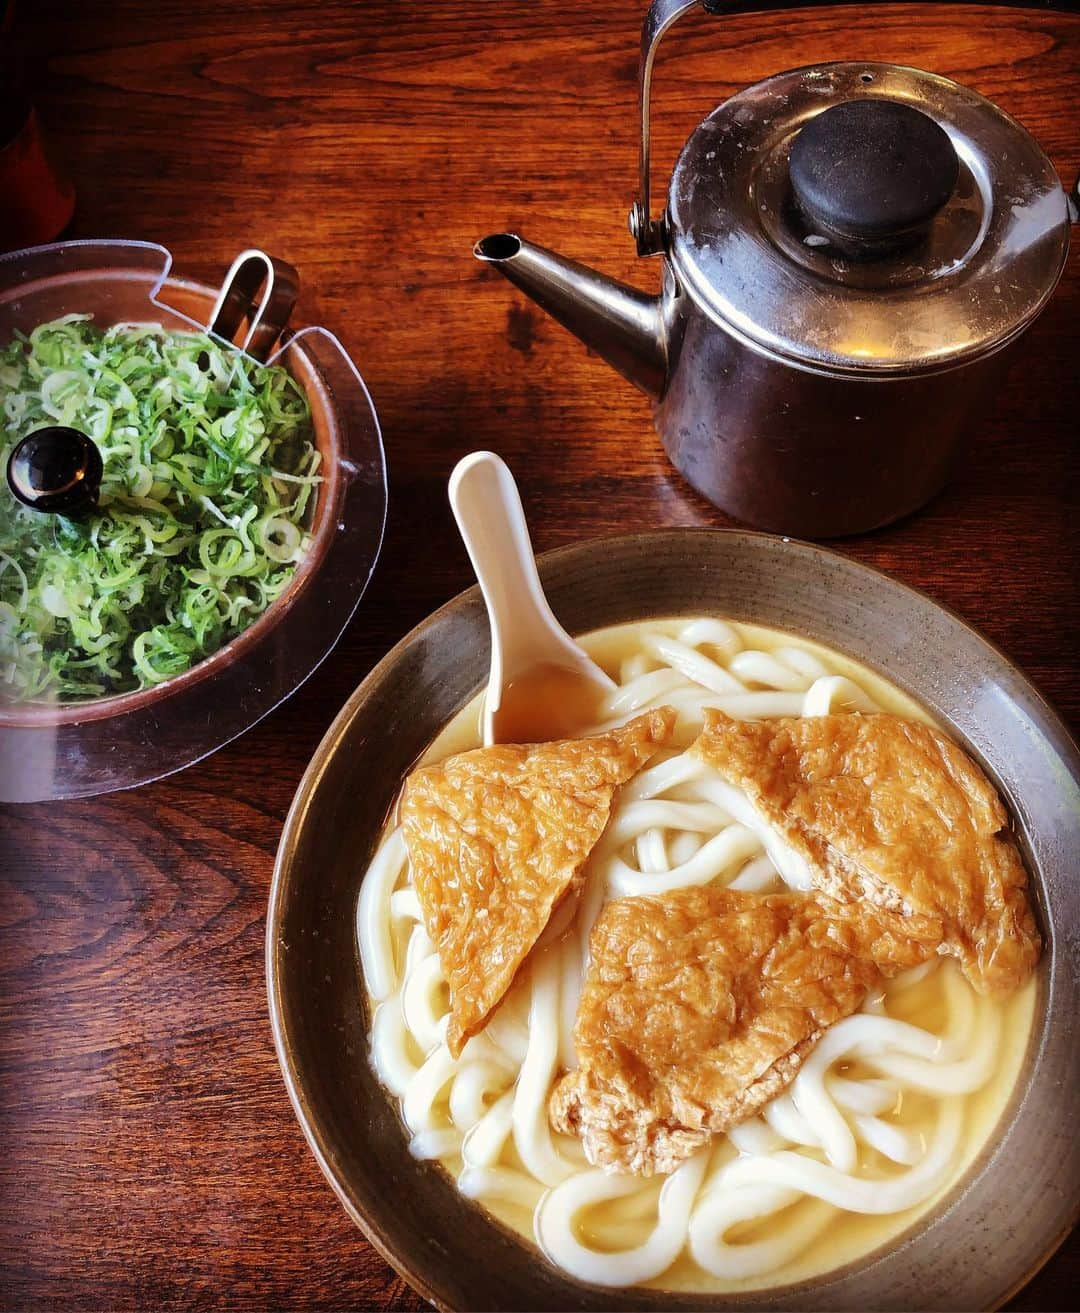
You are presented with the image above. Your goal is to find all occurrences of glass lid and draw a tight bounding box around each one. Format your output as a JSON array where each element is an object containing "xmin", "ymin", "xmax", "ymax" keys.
[
  {"xmin": 0, "ymin": 240, "xmax": 387, "ymax": 802},
  {"xmin": 667, "ymin": 62, "xmax": 1071, "ymax": 374}
]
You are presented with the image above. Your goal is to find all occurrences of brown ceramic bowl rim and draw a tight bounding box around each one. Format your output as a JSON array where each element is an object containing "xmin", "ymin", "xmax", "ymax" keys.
[
  {"xmin": 0, "ymin": 273, "xmax": 342, "ymax": 729},
  {"xmin": 267, "ymin": 527, "xmax": 1079, "ymax": 1312}
]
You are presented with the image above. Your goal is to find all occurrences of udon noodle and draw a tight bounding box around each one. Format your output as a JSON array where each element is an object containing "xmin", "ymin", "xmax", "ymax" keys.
[{"xmin": 357, "ymin": 619, "xmax": 1036, "ymax": 1292}]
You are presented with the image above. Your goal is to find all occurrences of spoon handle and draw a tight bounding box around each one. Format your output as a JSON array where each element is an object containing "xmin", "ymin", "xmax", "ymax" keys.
[{"xmin": 449, "ymin": 451, "xmax": 574, "ymax": 684}]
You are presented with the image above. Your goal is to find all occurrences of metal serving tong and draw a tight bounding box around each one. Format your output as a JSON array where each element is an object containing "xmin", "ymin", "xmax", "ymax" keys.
[{"xmin": 207, "ymin": 248, "xmax": 299, "ymax": 364}]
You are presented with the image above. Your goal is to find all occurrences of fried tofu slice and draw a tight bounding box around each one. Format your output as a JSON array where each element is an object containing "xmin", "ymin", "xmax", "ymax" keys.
[
  {"xmin": 401, "ymin": 708, "xmax": 676, "ymax": 1058},
  {"xmin": 691, "ymin": 711, "xmax": 1040, "ymax": 996},
  {"xmin": 550, "ymin": 886, "xmax": 893, "ymax": 1176}
]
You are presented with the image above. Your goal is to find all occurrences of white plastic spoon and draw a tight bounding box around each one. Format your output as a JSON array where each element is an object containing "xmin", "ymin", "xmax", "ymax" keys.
[{"xmin": 449, "ymin": 450, "xmax": 616, "ymax": 746}]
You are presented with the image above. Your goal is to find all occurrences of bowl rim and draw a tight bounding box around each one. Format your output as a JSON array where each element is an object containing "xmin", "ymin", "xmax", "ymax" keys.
[{"xmin": 267, "ymin": 526, "xmax": 1079, "ymax": 1312}]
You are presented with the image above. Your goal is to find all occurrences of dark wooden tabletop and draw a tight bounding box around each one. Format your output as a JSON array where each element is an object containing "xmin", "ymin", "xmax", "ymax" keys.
[{"xmin": 1, "ymin": 1, "xmax": 1077, "ymax": 1309}]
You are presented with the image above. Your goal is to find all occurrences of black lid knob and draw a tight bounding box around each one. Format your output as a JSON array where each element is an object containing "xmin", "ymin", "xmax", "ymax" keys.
[
  {"xmin": 789, "ymin": 99, "xmax": 959, "ymax": 256},
  {"xmin": 6, "ymin": 426, "xmax": 103, "ymax": 516}
]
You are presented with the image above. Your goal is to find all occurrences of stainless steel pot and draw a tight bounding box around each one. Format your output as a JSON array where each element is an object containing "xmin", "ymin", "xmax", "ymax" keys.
[{"xmin": 474, "ymin": 0, "xmax": 1076, "ymax": 538}]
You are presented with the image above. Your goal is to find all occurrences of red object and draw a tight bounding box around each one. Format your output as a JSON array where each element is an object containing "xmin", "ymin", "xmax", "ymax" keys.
[{"xmin": 0, "ymin": 104, "xmax": 74, "ymax": 251}]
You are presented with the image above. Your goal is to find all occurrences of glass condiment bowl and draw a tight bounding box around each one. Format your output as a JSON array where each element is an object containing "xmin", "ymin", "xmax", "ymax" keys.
[{"xmin": 0, "ymin": 240, "xmax": 387, "ymax": 802}]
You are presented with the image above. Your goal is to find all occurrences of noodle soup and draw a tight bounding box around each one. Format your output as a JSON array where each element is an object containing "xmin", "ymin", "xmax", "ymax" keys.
[{"xmin": 357, "ymin": 618, "xmax": 1037, "ymax": 1293}]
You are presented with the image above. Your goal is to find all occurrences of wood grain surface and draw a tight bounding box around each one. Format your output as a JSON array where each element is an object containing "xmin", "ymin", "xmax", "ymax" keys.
[{"xmin": 1, "ymin": 1, "xmax": 1077, "ymax": 1309}]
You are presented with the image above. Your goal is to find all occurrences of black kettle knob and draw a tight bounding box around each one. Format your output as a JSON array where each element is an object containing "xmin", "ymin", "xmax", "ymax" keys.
[
  {"xmin": 789, "ymin": 99, "xmax": 959, "ymax": 256},
  {"xmin": 6, "ymin": 426, "xmax": 103, "ymax": 516}
]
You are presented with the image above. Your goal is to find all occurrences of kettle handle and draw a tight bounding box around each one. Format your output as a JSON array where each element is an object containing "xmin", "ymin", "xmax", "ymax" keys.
[{"xmin": 630, "ymin": 0, "xmax": 1076, "ymax": 256}]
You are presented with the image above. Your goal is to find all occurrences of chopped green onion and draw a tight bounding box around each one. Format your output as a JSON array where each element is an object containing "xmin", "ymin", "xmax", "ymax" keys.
[{"xmin": 0, "ymin": 315, "xmax": 321, "ymax": 702}]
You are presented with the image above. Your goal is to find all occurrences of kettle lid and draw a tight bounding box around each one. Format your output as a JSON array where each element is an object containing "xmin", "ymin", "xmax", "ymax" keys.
[{"xmin": 667, "ymin": 62, "xmax": 1071, "ymax": 373}]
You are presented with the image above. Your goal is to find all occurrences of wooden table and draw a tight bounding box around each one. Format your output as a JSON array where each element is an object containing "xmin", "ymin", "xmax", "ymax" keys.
[{"xmin": 1, "ymin": 2, "xmax": 1076, "ymax": 1308}]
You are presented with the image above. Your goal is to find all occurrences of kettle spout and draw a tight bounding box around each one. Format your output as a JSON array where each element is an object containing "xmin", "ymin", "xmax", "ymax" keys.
[{"xmin": 474, "ymin": 234, "xmax": 666, "ymax": 399}]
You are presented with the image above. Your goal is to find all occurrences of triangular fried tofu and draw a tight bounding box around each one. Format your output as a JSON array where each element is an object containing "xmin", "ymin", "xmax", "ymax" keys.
[
  {"xmin": 400, "ymin": 707, "xmax": 676, "ymax": 1057},
  {"xmin": 550, "ymin": 886, "xmax": 888, "ymax": 1175},
  {"xmin": 691, "ymin": 711, "xmax": 1040, "ymax": 996}
]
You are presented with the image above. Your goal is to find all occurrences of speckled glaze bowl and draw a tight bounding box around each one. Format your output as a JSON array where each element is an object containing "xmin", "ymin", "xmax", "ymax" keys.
[{"xmin": 268, "ymin": 529, "xmax": 1079, "ymax": 1312}]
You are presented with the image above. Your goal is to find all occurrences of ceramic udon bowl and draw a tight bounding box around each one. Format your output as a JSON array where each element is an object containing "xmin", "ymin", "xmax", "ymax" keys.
[{"xmin": 268, "ymin": 529, "xmax": 1079, "ymax": 1312}]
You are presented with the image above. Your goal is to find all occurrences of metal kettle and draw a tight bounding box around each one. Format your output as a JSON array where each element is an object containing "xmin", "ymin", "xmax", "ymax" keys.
[{"xmin": 474, "ymin": 0, "xmax": 1076, "ymax": 538}]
